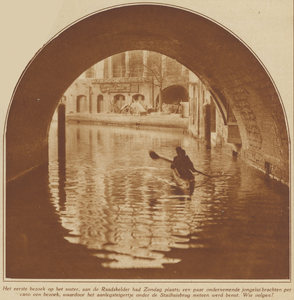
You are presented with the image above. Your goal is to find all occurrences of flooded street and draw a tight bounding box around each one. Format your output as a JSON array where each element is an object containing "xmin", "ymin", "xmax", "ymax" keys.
[{"xmin": 6, "ymin": 122, "xmax": 289, "ymax": 279}]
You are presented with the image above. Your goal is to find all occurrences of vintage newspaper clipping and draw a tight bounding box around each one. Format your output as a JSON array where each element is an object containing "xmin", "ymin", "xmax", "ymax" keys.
[{"xmin": 0, "ymin": 1, "xmax": 293, "ymax": 299}]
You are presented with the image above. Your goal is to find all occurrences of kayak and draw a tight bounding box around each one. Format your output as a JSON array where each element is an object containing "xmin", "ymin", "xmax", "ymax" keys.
[{"xmin": 172, "ymin": 169, "xmax": 194, "ymax": 191}]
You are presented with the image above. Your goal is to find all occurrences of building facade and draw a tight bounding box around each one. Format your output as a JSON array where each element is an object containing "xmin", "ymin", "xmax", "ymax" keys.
[
  {"xmin": 56, "ymin": 50, "xmax": 242, "ymax": 155},
  {"xmin": 188, "ymin": 72, "xmax": 242, "ymax": 153},
  {"xmin": 60, "ymin": 51, "xmax": 190, "ymax": 115}
]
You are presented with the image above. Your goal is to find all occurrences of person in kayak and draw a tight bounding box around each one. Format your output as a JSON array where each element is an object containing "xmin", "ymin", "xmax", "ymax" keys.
[
  {"xmin": 171, "ymin": 146, "xmax": 182, "ymax": 166},
  {"xmin": 171, "ymin": 147, "xmax": 196, "ymax": 180}
]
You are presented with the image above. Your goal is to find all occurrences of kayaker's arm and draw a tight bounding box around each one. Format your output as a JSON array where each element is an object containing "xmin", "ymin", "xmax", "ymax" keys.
[
  {"xmin": 171, "ymin": 156, "xmax": 178, "ymax": 169},
  {"xmin": 190, "ymin": 166, "xmax": 197, "ymax": 172},
  {"xmin": 184, "ymin": 156, "xmax": 197, "ymax": 173}
]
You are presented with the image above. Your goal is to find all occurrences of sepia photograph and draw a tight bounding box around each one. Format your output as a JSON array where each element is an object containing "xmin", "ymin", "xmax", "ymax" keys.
[{"xmin": 1, "ymin": 0, "xmax": 293, "ymax": 299}]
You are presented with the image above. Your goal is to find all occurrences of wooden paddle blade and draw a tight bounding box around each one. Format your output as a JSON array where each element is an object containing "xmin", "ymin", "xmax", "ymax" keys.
[{"xmin": 149, "ymin": 150, "xmax": 160, "ymax": 159}]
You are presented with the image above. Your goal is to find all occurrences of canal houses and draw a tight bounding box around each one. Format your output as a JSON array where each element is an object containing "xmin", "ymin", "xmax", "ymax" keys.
[
  {"xmin": 56, "ymin": 50, "xmax": 241, "ymax": 156},
  {"xmin": 60, "ymin": 51, "xmax": 190, "ymax": 115}
]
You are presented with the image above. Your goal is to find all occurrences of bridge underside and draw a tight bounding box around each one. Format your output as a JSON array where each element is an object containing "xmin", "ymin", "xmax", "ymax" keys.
[{"xmin": 6, "ymin": 5, "xmax": 289, "ymax": 184}]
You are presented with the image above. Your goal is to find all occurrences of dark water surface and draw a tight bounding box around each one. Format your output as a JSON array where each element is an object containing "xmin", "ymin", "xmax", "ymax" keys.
[{"xmin": 6, "ymin": 122, "xmax": 289, "ymax": 279}]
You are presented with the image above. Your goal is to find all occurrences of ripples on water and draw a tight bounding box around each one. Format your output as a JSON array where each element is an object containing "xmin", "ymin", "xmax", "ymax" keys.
[{"xmin": 47, "ymin": 122, "xmax": 289, "ymax": 278}]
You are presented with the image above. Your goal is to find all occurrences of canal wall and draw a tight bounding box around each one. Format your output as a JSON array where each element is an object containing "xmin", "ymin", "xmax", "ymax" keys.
[
  {"xmin": 66, "ymin": 113, "xmax": 189, "ymax": 129},
  {"xmin": 188, "ymin": 95, "xmax": 289, "ymax": 186}
]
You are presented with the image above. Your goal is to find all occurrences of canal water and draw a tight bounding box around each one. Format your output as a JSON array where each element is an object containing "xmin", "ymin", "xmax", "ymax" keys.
[{"xmin": 6, "ymin": 122, "xmax": 289, "ymax": 279}]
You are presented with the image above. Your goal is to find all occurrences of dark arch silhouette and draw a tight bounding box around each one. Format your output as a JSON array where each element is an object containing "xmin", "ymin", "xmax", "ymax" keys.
[
  {"xmin": 132, "ymin": 94, "xmax": 145, "ymax": 101},
  {"xmin": 114, "ymin": 94, "xmax": 126, "ymax": 101},
  {"xmin": 6, "ymin": 4, "xmax": 289, "ymax": 183},
  {"xmin": 161, "ymin": 85, "xmax": 188, "ymax": 104},
  {"xmin": 113, "ymin": 94, "xmax": 126, "ymax": 109},
  {"xmin": 97, "ymin": 94, "xmax": 104, "ymax": 113}
]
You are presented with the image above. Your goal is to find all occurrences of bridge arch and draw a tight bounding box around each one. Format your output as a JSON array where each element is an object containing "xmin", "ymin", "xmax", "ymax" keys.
[
  {"xmin": 161, "ymin": 85, "xmax": 188, "ymax": 104},
  {"xmin": 6, "ymin": 4, "xmax": 289, "ymax": 183}
]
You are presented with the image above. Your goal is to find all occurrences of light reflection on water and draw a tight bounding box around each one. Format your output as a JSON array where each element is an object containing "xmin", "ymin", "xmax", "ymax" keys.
[{"xmin": 48, "ymin": 122, "xmax": 289, "ymax": 275}]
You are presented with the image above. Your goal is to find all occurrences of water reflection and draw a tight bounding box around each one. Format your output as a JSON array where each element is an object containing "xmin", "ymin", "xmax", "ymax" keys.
[{"xmin": 47, "ymin": 122, "xmax": 289, "ymax": 277}]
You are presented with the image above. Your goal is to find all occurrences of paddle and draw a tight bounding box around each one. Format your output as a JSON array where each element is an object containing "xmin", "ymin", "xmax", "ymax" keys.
[
  {"xmin": 149, "ymin": 150, "xmax": 213, "ymax": 177},
  {"xmin": 149, "ymin": 150, "xmax": 173, "ymax": 163}
]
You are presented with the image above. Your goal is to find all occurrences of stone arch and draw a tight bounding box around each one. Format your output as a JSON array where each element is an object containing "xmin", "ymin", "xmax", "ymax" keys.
[
  {"xmin": 113, "ymin": 94, "xmax": 126, "ymax": 109},
  {"xmin": 132, "ymin": 94, "xmax": 145, "ymax": 101},
  {"xmin": 6, "ymin": 4, "xmax": 289, "ymax": 183},
  {"xmin": 161, "ymin": 85, "xmax": 188, "ymax": 104},
  {"xmin": 132, "ymin": 94, "xmax": 146, "ymax": 109}
]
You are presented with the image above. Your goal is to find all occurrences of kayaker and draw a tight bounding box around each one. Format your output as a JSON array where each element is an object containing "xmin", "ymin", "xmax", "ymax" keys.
[
  {"xmin": 171, "ymin": 147, "xmax": 196, "ymax": 180},
  {"xmin": 171, "ymin": 146, "xmax": 182, "ymax": 170}
]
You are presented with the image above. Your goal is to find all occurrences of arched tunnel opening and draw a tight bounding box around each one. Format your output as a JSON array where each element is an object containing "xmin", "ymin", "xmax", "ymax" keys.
[
  {"xmin": 156, "ymin": 85, "xmax": 189, "ymax": 105},
  {"xmin": 5, "ymin": 3, "xmax": 290, "ymax": 280},
  {"xmin": 6, "ymin": 5, "xmax": 289, "ymax": 184}
]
